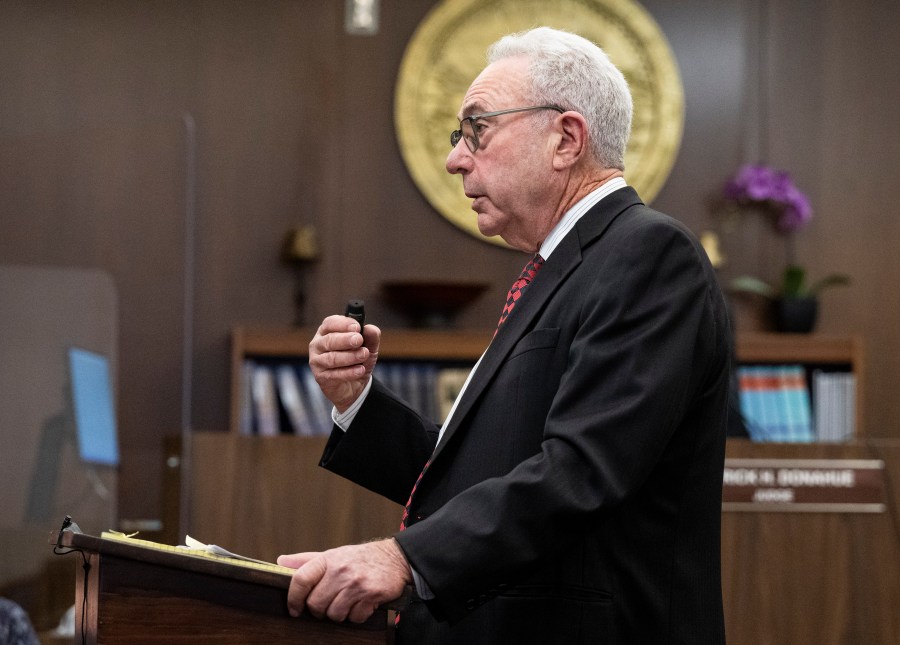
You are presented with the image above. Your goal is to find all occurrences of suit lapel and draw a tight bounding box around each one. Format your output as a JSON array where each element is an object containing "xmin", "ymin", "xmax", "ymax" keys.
[{"xmin": 429, "ymin": 186, "xmax": 643, "ymax": 463}]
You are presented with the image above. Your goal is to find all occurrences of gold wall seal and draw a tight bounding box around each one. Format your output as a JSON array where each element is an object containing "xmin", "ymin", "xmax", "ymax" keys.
[{"xmin": 394, "ymin": 0, "xmax": 684, "ymax": 246}]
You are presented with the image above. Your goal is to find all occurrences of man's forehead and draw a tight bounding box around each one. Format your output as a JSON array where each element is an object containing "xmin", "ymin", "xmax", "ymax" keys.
[{"xmin": 458, "ymin": 58, "xmax": 530, "ymax": 117}]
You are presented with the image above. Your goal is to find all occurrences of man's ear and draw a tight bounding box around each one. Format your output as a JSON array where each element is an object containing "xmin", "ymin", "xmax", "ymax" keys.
[{"xmin": 552, "ymin": 112, "xmax": 589, "ymax": 170}]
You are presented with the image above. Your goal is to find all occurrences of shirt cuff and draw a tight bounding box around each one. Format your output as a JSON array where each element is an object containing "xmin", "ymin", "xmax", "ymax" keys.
[
  {"xmin": 410, "ymin": 566, "xmax": 436, "ymax": 600},
  {"xmin": 331, "ymin": 376, "xmax": 373, "ymax": 431}
]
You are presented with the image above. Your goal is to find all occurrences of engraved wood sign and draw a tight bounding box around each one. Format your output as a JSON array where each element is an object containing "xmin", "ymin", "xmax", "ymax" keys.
[{"xmin": 722, "ymin": 458, "xmax": 886, "ymax": 512}]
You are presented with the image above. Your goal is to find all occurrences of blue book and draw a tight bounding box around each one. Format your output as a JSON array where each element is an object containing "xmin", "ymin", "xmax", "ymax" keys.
[
  {"xmin": 738, "ymin": 365, "xmax": 813, "ymax": 442},
  {"xmin": 776, "ymin": 365, "xmax": 814, "ymax": 442}
]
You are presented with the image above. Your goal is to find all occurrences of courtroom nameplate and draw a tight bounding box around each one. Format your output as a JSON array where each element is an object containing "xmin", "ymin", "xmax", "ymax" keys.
[{"xmin": 722, "ymin": 458, "xmax": 885, "ymax": 512}]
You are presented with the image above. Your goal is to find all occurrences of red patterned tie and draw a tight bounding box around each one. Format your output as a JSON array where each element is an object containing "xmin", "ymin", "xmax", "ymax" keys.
[
  {"xmin": 496, "ymin": 254, "xmax": 544, "ymax": 334},
  {"xmin": 395, "ymin": 458, "xmax": 430, "ymax": 624},
  {"xmin": 400, "ymin": 254, "xmax": 543, "ymax": 530},
  {"xmin": 399, "ymin": 460, "xmax": 430, "ymax": 530}
]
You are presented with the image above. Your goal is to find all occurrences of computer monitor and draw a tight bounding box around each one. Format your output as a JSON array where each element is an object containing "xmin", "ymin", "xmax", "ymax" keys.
[{"xmin": 68, "ymin": 347, "xmax": 119, "ymax": 467}]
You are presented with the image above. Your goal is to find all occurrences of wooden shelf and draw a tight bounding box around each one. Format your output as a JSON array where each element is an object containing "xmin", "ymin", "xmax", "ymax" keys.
[
  {"xmin": 736, "ymin": 332, "xmax": 862, "ymax": 366},
  {"xmin": 232, "ymin": 325, "xmax": 490, "ymax": 362},
  {"xmin": 236, "ymin": 328, "xmax": 862, "ymax": 364},
  {"xmin": 231, "ymin": 327, "xmax": 865, "ymax": 437}
]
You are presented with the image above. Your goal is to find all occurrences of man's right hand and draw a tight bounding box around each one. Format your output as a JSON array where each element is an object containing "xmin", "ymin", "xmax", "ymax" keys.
[{"xmin": 309, "ymin": 315, "xmax": 381, "ymax": 413}]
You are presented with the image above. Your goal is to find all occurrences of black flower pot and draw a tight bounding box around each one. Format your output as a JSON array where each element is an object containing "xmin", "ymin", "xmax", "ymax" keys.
[{"xmin": 774, "ymin": 297, "xmax": 818, "ymax": 333}]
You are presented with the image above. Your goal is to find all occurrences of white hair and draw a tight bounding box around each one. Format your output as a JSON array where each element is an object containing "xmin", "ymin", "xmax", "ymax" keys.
[{"xmin": 487, "ymin": 27, "xmax": 633, "ymax": 170}]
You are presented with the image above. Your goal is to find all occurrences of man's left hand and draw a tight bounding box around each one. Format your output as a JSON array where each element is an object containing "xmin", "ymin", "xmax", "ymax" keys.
[{"xmin": 277, "ymin": 538, "xmax": 412, "ymax": 623}]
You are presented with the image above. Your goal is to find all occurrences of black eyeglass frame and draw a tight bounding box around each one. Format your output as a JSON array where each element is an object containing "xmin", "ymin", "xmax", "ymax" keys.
[{"xmin": 450, "ymin": 105, "xmax": 564, "ymax": 152}]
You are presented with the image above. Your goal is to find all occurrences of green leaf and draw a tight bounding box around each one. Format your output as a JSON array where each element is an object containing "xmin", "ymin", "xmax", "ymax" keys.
[
  {"xmin": 728, "ymin": 276, "xmax": 777, "ymax": 299},
  {"xmin": 808, "ymin": 273, "xmax": 851, "ymax": 296}
]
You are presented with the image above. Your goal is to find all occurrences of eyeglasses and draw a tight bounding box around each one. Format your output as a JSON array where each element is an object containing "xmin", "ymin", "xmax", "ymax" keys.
[{"xmin": 450, "ymin": 105, "xmax": 564, "ymax": 153}]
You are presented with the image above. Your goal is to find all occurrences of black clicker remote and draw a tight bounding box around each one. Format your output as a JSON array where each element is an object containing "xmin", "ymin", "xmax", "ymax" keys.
[{"xmin": 345, "ymin": 299, "xmax": 365, "ymax": 330}]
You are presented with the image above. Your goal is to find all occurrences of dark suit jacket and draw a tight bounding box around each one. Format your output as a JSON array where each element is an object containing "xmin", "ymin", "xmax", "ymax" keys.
[{"xmin": 321, "ymin": 187, "xmax": 730, "ymax": 644}]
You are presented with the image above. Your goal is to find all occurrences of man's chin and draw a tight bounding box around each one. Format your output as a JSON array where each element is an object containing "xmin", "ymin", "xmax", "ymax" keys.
[{"xmin": 475, "ymin": 213, "xmax": 502, "ymax": 238}]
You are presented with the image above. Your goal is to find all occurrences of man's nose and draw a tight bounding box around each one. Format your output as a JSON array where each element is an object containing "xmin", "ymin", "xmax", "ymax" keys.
[{"xmin": 446, "ymin": 140, "xmax": 471, "ymax": 175}]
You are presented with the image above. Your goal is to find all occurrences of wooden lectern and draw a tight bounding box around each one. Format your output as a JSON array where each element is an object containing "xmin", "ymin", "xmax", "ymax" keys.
[{"xmin": 53, "ymin": 530, "xmax": 397, "ymax": 644}]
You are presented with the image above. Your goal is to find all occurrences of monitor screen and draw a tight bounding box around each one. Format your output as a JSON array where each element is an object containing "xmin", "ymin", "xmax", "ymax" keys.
[{"xmin": 68, "ymin": 347, "xmax": 119, "ymax": 466}]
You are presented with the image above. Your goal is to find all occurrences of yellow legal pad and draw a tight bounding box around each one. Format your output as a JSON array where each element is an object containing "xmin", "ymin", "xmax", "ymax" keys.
[{"xmin": 100, "ymin": 530, "xmax": 296, "ymax": 576}]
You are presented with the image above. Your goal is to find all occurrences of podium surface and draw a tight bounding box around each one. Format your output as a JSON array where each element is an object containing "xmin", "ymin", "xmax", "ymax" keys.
[{"xmin": 55, "ymin": 530, "xmax": 393, "ymax": 644}]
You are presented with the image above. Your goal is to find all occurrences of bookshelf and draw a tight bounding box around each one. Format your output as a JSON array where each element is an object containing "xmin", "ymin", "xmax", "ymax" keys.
[
  {"xmin": 231, "ymin": 326, "xmax": 864, "ymax": 440},
  {"xmin": 217, "ymin": 328, "xmax": 896, "ymax": 645},
  {"xmin": 229, "ymin": 326, "xmax": 490, "ymax": 435},
  {"xmin": 735, "ymin": 332, "xmax": 864, "ymax": 438}
]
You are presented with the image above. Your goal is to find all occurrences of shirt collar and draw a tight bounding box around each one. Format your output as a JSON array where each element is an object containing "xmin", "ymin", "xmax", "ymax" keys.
[{"xmin": 539, "ymin": 177, "xmax": 627, "ymax": 260}]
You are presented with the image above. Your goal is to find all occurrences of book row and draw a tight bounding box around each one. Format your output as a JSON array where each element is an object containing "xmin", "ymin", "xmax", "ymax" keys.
[
  {"xmin": 737, "ymin": 364, "xmax": 855, "ymax": 443},
  {"xmin": 237, "ymin": 359, "xmax": 474, "ymax": 436},
  {"xmin": 240, "ymin": 359, "xmax": 855, "ymax": 443}
]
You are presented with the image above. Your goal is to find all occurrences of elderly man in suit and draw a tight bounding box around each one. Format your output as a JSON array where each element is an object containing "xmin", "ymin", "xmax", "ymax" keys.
[{"xmin": 278, "ymin": 26, "xmax": 730, "ymax": 645}]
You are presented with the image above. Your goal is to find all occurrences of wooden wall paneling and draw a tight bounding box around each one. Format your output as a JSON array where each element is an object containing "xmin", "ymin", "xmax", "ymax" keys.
[
  {"xmin": 761, "ymin": 0, "xmax": 900, "ymax": 439},
  {"xmin": 188, "ymin": 1, "xmax": 343, "ymax": 432},
  {"xmin": 188, "ymin": 432, "xmax": 401, "ymax": 562},
  {"xmin": 814, "ymin": 1, "xmax": 900, "ymax": 439}
]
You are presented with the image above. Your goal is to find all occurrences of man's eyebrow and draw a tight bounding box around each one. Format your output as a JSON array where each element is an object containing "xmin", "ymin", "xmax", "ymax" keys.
[{"xmin": 459, "ymin": 101, "xmax": 488, "ymax": 119}]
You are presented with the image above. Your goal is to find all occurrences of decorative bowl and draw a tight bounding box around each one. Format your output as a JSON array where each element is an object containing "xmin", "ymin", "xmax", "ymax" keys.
[{"xmin": 381, "ymin": 281, "xmax": 489, "ymax": 328}]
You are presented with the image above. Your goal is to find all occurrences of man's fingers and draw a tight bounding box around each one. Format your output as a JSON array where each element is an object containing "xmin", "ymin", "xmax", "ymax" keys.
[
  {"xmin": 276, "ymin": 552, "xmax": 317, "ymax": 569},
  {"xmin": 312, "ymin": 586, "xmax": 376, "ymax": 624},
  {"xmin": 316, "ymin": 314, "xmax": 361, "ymax": 336},
  {"xmin": 347, "ymin": 600, "xmax": 378, "ymax": 624},
  {"xmin": 283, "ymin": 541, "xmax": 410, "ymax": 623},
  {"xmin": 313, "ymin": 344, "xmax": 369, "ymax": 371},
  {"xmin": 313, "ymin": 587, "xmax": 351, "ymax": 622},
  {"xmin": 361, "ymin": 324, "xmax": 381, "ymax": 351},
  {"xmin": 285, "ymin": 556, "xmax": 328, "ymax": 618},
  {"xmin": 312, "ymin": 315, "xmax": 364, "ymax": 355}
]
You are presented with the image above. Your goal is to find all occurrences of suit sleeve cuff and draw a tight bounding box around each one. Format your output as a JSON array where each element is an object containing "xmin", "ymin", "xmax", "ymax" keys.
[{"xmin": 331, "ymin": 376, "xmax": 373, "ymax": 430}]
